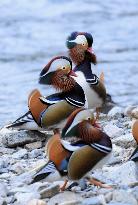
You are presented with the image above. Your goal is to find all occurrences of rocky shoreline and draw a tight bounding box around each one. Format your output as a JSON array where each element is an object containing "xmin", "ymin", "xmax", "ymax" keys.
[{"xmin": 0, "ymin": 106, "xmax": 138, "ymax": 205}]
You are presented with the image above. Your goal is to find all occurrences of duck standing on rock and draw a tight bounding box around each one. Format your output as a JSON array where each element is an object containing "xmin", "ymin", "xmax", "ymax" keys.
[
  {"xmin": 66, "ymin": 32, "xmax": 106, "ymax": 118},
  {"xmin": 7, "ymin": 56, "xmax": 86, "ymax": 132},
  {"xmin": 32, "ymin": 109, "xmax": 112, "ymax": 190},
  {"xmin": 129, "ymin": 120, "xmax": 138, "ymax": 161}
]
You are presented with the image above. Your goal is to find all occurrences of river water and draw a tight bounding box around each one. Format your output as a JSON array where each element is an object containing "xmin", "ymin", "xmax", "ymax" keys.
[{"xmin": 0, "ymin": 0, "xmax": 138, "ymax": 126}]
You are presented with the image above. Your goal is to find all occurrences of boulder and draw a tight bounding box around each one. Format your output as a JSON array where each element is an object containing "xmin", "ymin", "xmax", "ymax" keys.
[
  {"xmin": 0, "ymin": 130, "xmax": 49, "ymax": 148},
  {"xmin": 47, "ymin": 192, "xmax": 83, "ymax": 205}
]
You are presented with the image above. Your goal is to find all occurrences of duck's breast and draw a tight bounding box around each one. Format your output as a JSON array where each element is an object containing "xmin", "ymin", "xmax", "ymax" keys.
[{"xmin": 73, "ymin": 71, "xmax": 103, "ymax": 108}]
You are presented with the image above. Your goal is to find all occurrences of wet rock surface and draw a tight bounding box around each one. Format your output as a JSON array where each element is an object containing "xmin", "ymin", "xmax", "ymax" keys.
[{"xmin": 0, "ymin": 106, "xmax": 138, "ymax": 205}]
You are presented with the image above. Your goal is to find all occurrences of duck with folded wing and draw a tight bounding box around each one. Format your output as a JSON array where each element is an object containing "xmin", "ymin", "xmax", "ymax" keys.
[
  {"xmin": 6, "ymin": 56, "xmax": 86, "ymax": 132},
  {"xmin": 66, "ymin": 32, "xmax": 106, "ymax": 114},
  {"xmin": 32, "ymin": 109, "xmax": 112, "ymax": 190}
]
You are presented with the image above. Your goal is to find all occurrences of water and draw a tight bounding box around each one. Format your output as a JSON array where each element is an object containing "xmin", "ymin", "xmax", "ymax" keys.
[{"xmin": 0, "ymin": 0, "xmax": 138, "ymax": 126}]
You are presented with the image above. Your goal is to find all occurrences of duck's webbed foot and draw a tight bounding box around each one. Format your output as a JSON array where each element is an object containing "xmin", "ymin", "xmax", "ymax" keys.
[
  {"xmin": 86, "ymin": 177, "xmax": 112, "ymax": 189},
  {"xmin": 60, "ymin": 179, "xmax": 68, "ymax": 191}
]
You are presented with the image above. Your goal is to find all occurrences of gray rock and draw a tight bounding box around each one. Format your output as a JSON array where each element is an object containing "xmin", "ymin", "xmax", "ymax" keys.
[
  {"xmin": 9, "ymin": 162, "xmax": 25, "ymax": 174},
  {"xmin": 0, "ymin": 183, "xmax": 8, "ymax": 198},
  {"xmin": 60, "ymin": 201, "xmax": 82, "ymax": 205},
  {"xmin": 0, "ymin": 172, "xmax": 14, "ymax": 180},
  {"xmin": 12, "ymin": 149, "xmax": 28, "ymax": 159},
  {"xmin": 15, "ymin": 192, "xmax": 40, "ymax": 205},
  {"xmin": 82, "ymin": 195, "xmax": 106, "ymax": 205},
  {"xmin": 131, "ymin": 186, "xmax": 138, "ymax": 201},
  {"xmin": 0, "ymin": 197, "xmax": 7, "ymax": 205},
  {"xmin": 1, "ymin": 130, "xmax": 48, "ymax": 148},
  {"xmin": 112, "ymin": 189, "xmax": 137, "ymax": 205},
  {"xmin": 39, "ymin": 184, "xmax": 59, "ymax": 199},
  {"xmin": 25, "ymin": 141, "xmax": 42, "ymax": 150},
  {"xmin": 28, "ymin": 149, "xmax": 43, "ymax": 158},
  {"xmin": 0, "ymin": 147, "xmax": 15, "ymax": 155},
  {"xmin": 0, "ymin": 159, "xmax": 9, "ymax": 170},
  {"xmin": 108, "ymin": 202, "xmax": 132, "ymax": 205},
  {"xmin": 27, "ymin": 199, "xmax": 47, "ymax": 205},
  {"xmin": 124, "ymin": 106, "xmax": 137, "ymax": 117},
  {"xmin": 112, "ymin": 133, "xmax": 136, "ymax": 148},
  {"xmin": 5, "ymin": 196, "xmax": 15, "ymax": 204},
  {"xmin": 10, "ymin": 172, "xmax": 33, "ymax": 187},
  {"xmin": 47, "ymin": 192, "xmax": 83, "ymax": 205},
  {"xmin": 104, "ymin": 192, "xmax": 113, "ymax": 203},
  {"xmin": 105, "ymin": 161, "xmax": 138, "ymax": 185},
  {"xmin": 131, "ymin": 107, "xmax": 138, "ymax": 119},
  {"xmin": 124, "ymin": 106, "xmax": 138, "ymax": 119}
]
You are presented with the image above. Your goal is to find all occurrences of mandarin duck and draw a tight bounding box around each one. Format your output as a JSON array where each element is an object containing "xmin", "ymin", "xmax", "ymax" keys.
[
  {"xmin": 32, "ymin": 109, "xmax": 112, "ymax": 190},
  {"xmin": 7, "ymin": 56, "xmax": 86, "ymax": 132},
  {"xmin": 66, "ymin": 32, "xmax": 107, "ymax": 118},
  {"xmin": 129, "ymin": 120, "xmax": 138, "ymax": 161}
]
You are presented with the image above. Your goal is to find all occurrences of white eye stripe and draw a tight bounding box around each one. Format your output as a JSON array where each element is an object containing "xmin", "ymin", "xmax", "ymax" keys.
[
  {"xmin": 68, "ymin": 35, "xmax": 87, "ymax": 45},
  {"xmin": 48, "ymin": 59, "xmax": 71, "ymax": 73}
]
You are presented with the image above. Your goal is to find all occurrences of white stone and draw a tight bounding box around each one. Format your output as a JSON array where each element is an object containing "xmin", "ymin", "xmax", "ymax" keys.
[
  {"xmin": 10, "ymin": 162, "xmax": 25, "ymax": 174},
  {"xmin": 112, "ymin": 189, "xmax": 137, "ymax": 205},
  {"xmin": 108, "ymin": 106, "xmax": 123, "ymax": 118},
  {"xmin": 105, "ymin": 161, "xmax": 138, "ymax": 185},
  {"xmin": 12, "ymin": 149, "xmax": 28, "ymax": 159},
  {"xmin": 124, "ymin": 106, "xmax": 137, "ymax": 117},
  {"xmin": 82, "ymin": 195, "xmax": 106, "ymax": 205},
  {"xmin": 124, "ymin": 106, "xmax": 138, "ymax": 119},
  {"xmin": 104, "ymin": 124, "xmax": 124, "ymax": 138},
  {"xmin": 29, "ymin": 149, "xmax": 42, "ymax": 158},
  {"xmin": 25, "ymin": 141, "xmax": 42, "ymax": 150},
  {"xmin": 39, "ymin": 184, "xmax": 59, "ymax": 199},
  {"xmin": 10, "ymin": 172, "xmax": 33, "ymax": 187},
  {"xmin": 60, "ymin": 201, "xmax": 82, "ymax": 205},
  {"xmin": 0, "ymin": 159, "xmax": 9, "ymax": 169},
  {"xmin": 0, "ymin": 130, "xmax": 48, "ymax": 148},
  {"xmin": 131, "ymin": 107, "xmax": 138, "ymax": 119},
  {"xmin": 27, "ymin": 199, "xmax": 47, "ymax": 205},
  {"xmin": 112, "ymin": 133, "xmax": 136, "ymax": 148},
  {"xmin": 15, "ymin": 192, "xmax": 40, "ymax": 205},
  {"xmin": 0, "ymin": 197, "xmax": 6, "ymax": 205},
  {"xmin": 0, "ymin": 182, "xmax": 8, "ymax": 198}
]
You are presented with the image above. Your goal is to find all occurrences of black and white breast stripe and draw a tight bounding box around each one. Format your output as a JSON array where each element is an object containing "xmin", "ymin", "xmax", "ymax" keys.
[
  {"xmin": 91, "ymin": 143, "xmax": 112, "ymax": 154},
  {"xmin": 65, "ymin": 97, "xmax": 85, "ymax": 107},
  {"xmin": 86, "ymin": 74, "xmax": 99, "ymax": 85}
]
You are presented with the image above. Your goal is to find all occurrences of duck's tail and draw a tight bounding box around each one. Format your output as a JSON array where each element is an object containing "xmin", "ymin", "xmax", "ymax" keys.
[
  {"xmin": 129, "ymin": 146, "xmax": 138, "ymax": 162},
  {"xmin": 31, "ymin": 161, "xmax": 57, "ymax": 183},
  {"xmin": 5, "ymin": 111, "xmax": 41, "ymax": 131}
]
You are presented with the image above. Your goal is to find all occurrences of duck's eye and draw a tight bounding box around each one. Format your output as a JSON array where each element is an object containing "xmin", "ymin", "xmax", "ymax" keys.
[
  {"xmin": 87, "ymin": 117, "xmax": 91, "ymax": 121},
  {"xmin": 82, "ymin": 43, "xmax": 85, "ymax": 46},
  {"xmin": 62, "ymin": 67, "xmax": 66, "ymax": 70}
]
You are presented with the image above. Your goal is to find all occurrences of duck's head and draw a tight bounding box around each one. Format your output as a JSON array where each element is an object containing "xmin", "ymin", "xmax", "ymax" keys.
[
  {"xmin": 66, "ymin": 32, "xmax": 97, "ymax": 65},
  {"xmin": 39, "ymin": 56, "xmax": 77, "ymax": 92},
  {"xmin": 62, "ymin": 108, "xmax": 101, "ymax": 143}
]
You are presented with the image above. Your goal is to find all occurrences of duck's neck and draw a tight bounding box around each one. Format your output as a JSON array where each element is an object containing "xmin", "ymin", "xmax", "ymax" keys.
[{"xmin": 73, "ymin": 59, "xmax": 93, "ymax": 80}]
